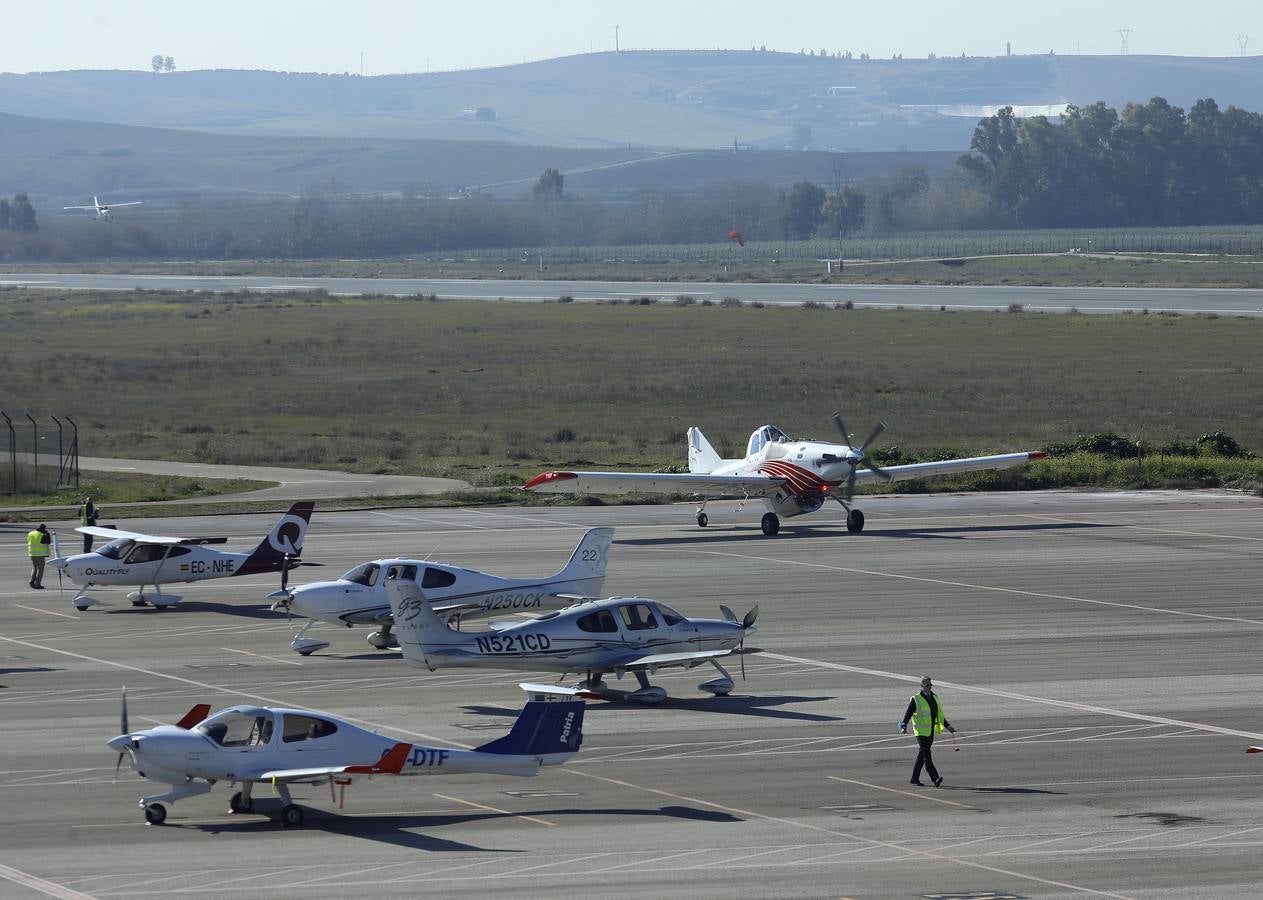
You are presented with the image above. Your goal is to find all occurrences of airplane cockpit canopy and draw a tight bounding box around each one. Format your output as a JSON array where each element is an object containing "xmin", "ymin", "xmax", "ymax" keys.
[
  {"xmin": 195, "ymin": 707, "xmax": 274, "ymax": 747},
  {"xmin": 95, "ymin": 538, "xmax": 136, "ymax": 560},
  {"xmin": 342, "ymin": 563, "xmax": 381, "ymax": 586},
  {"xmin": 747, "ymin": 425, "xmax": 791, "ymax": 457}
]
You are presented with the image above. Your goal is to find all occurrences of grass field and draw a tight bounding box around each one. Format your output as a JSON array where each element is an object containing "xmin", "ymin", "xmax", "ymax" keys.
[
  {"xmin": 0, "ymin": 471, "xmax": 273, "ymax": 512},
  {"xmin": 1, "ymin": 288, "xmax": 1260, "ymax": 491}
]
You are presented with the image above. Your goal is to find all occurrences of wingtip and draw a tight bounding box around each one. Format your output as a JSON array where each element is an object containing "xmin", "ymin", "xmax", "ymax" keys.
[
  {"xmin": 1028, "ymin": 451, "xmax": 1048, "ymax": 461},
  {"xmin": 523, "ymin": 471, "xmax": 577, "ymax": 490}
]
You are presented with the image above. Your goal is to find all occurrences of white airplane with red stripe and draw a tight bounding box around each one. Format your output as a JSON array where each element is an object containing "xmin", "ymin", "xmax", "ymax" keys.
[{"xmin": 525, "ymin": 413, "xmax": 1045, "ymax": 536}]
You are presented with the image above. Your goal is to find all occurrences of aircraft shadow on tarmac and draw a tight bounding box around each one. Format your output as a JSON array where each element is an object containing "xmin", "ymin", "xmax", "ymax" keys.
[
  {"xmin": 618, "ymin": 521, "xmax": 1111, "ymax": 546},
  {"xmin": 460, "ymin": 693, "xmax": 843, "ymax": 723},
  {"xmin": 95, "ymin": 601, "xmax": 283, "ymax": 620},
  {"xmin": 945, "ymin": 785, "xmax": 1066, "ymax": 796},
  {"xmin": 188, "ymin": 804, "xmax": 739, "ymax": 850}
]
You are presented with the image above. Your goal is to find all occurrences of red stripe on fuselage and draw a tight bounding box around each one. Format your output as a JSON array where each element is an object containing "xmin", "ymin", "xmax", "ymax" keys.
[{"xmin": 757, "ymin": 461, "xmax": 835, "ymax": 497}]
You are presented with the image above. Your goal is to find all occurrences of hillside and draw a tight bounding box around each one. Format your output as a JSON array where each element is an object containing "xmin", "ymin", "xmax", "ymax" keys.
[{"xmin": 3, "ymin": 51, "xmax": 1261, "ymax": 154}]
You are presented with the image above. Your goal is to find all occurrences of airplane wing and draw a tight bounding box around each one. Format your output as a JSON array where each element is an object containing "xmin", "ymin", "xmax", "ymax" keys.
[
  {"xmin": 621, "ymin": 648, "xmax": 734, "ymax": 668},
  {"xmin": 75, "ymin": 526, "xmax": 227, "ymax": 545},
  {"xmin": 852, "ymin": 451, "xmax": 1046, "ymax": 485},
  {"xmin": 62, "ymin": 205, "xmax": 95, "ymax": 211},
  {"xmin": 524, "ymin": 470, "xmax": 782, "ymax": 497},
  {"xmin": 250, "ymin": 742, "xmax": 412, "ymax": 783},
  {"xmin": 110, "ymin": 201, "xmax": 143, "ymax": 207}
]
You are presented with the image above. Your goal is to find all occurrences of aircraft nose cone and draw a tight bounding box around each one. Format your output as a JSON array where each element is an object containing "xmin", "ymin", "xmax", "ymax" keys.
[
  {"xmin": 106, "ymin": 734, "xmax": 131, "ymax": 753},
  {"xmin": 48, "ymin": 557, "xmax": 68, "ymax": 570},
  {"xmin": 266, "ymin": 589, "xmax": 290, "ymax": 601}
]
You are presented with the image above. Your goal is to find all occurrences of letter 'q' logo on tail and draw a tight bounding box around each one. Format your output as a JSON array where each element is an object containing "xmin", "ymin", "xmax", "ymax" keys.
[{"xmin": 269, "ymin": 513, "xmax": 310, "ymax": 557}]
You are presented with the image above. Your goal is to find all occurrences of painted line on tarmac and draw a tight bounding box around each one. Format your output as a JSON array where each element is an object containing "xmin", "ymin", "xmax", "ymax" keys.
[
  {"xmin": 759, "ymin": 650, "xmax": 1263, "ymax": 741},
  {"xmin": 15, "ymin": 604, "xmax": 79, "ymax": 619},
  {"xmin": 1021, "ymin": 513, "xmax": 1263, "ymax": 543},
  {"xmin": 220, "ymin": 647, "xmax": 303, "ymax": 667},
  {"xmin": 826, "ymin": 775, "xmax": 980, "ymax": 810},
  {"xmin": 686, "ymin": 547, "xmax": 1263, "ymax": 626},
  {"xmin": 432, "ymin": 792, "xmax": 555, "ymax": 826},
  {"xmin": 566, "ymin": 769, "xmax": 1136, "ymax": 899},
  {"xmin": 0, "ymin": 862, "xmax": 97, "ymax": 900},
  {"xmin": 0, "ymin": 632, "xmax": 469, "ymax": 749}
]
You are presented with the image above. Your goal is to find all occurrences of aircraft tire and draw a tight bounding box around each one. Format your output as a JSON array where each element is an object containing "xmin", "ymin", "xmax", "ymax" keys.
[
  {"xmin": 847, "ymin": 509, "xmax": 865, "ymax": 533},
  {"xmin": 760, "ymin": 513, "xmax": 780, "ymax": 536},
  {"xmin": 697, "ymin": 513, "xmax": 708, "ymax": 528},
  {"xmin": 228, "ymin": 792, "xmax": 251, "ymax": 814},
  {"xmin": 144, "ymin": 803, "xmax": 167, "ymax": 826},
  {"xmin": 281, "ymin": 804, "xmax": 304, "ymax": 827}
]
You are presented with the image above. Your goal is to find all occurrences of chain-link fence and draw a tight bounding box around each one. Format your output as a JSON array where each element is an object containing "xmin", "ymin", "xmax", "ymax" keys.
[{"xmin": 0, "ymin": 412, "xmax": 79, "ymax": 494}]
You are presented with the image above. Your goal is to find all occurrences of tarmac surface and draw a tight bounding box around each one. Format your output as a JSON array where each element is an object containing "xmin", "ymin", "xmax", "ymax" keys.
[
  {"xmin": 2, "ymin": 489, "xmax": 1262, "ymax": 898},
  {"xmin": 5, "ymin": 272, "xmax": 1263, "ymax": 316}
]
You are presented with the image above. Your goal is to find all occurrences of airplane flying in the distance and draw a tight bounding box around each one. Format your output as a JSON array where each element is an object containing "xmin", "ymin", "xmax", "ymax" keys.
[
  {"xmin": 526, "ymin": 414, "xmax": 1045, "ymax": 535},
  {"xmin": 63, "ymin": 195, "xmax": 143, "ymax": 221}
]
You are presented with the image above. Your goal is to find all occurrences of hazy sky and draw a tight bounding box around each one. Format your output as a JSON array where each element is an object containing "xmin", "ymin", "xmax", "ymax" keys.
[{"xmin": 7, "ymin": 1, "xmax": 1260, "ymax": 74}]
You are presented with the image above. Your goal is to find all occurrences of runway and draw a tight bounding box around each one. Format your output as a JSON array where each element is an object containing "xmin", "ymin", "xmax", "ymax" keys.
[
  {"xmin": 5, "ymin": 272, "xmax": 1263, "ymax": 316},
  {"xmin": 2, "ymin": 489, "xmax": 1262, "ymax": 898}
]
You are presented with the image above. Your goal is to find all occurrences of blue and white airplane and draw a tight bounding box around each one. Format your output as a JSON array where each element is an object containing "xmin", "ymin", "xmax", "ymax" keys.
[
  {"xmin": 386, "ymin": 577, "xmax": 758, "ymax": 703},
  {"xmin": 50, "ymin": 502, "xmax": 314, "ymax": 610},
  {"xmin": 108, "ymin": 685, "xmax": 585, "ymax": 827}
]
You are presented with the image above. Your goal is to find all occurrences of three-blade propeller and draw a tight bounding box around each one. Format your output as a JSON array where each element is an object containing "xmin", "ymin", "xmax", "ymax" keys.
[
  {"xmin": 829, "ymin": 411, "xmax": 894, "ymax": 502},
  {"xmin": 114, "ymin": 686, "xmax": 130, "ymax": 781}
]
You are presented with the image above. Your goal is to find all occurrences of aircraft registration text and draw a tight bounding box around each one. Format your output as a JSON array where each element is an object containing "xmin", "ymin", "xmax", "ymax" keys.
[{"xmin": 475, "ymin": 633, "xmax": 552, "ymax": 654}]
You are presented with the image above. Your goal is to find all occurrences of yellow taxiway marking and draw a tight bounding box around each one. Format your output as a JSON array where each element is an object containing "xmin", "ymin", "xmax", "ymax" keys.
[
  {"xmin": 16, "ymin": 604, "xmax": 78, "ymax": 620},
  {"xmin": 220, "ymin": 646, "xmax": 303, "ymax": 667},
  {"xmin": 826, "ymin": 775, "xmax": 980, "ymax": 811},
  {"xmin": 432, "ymin": 792, "xmax": 555, "ymax": 827}
]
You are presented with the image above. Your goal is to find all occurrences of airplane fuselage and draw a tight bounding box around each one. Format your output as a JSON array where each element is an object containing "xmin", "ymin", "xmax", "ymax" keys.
[{"xmin": 53, "ymin": 547, "xmax": 271, "ymax": 588}]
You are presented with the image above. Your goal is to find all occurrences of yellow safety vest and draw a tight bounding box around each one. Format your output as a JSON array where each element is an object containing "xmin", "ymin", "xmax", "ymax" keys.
[
  {"xmin": 28, "ymin": 530, "xmax": 50, "ymax": 558},
  {"xmin": 910, "ymin": 691, "xmax": 946, "ymax": 737}
]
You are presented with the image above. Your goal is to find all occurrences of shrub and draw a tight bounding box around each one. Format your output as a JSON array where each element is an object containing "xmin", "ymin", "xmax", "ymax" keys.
[
  {"xmin": 673, "ymin": 295, "xmax": 696, "ymax": 306},
  {"xmin": 551, "ymin": 427, "xmax": 576, "ymax": 443},
  {"xmin": 1008, "ymin": 303, "xmax": 1025, "ymax": 313},
  {"xmin": 1198, "ymin": 431, "xmax": 1250, "ymax": 458}
]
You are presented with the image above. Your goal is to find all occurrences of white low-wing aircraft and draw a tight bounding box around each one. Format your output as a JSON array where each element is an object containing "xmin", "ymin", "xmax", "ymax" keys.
[
  {"xmin": 525, "ymin": 413, "xmax": 1046, "ymax": 535},
  {"xmin": 269, "ymin": 527, "xmax": 614, "ymax": 656},
  {"xmin": 49, "ymin": 501, "xmax": 314, "ymax": 610},
  {"xmin": 386, "ymin": 578, "xmax": 758, "ymax": 703},
  {"xmin": 63, "ymin": 195, "xmax": 143, "ymax": 220},
  {"xmin": 107, "ymin": 684, "xmax": 585, "ymax": 826}
]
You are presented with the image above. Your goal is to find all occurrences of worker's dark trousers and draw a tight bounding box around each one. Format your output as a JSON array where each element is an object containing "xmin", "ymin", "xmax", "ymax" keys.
[
  {"xmin": 912, "ymin": 735, "xmax": 940, "ymax": 782},
  {"xmin": 83, "ymin": 534, "xmax": 93, "ymax": 552}
]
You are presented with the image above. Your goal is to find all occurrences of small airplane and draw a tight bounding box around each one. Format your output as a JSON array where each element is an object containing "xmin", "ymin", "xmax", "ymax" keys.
[
  {"xmin": 49, "ymin": 502, "xmax": 314, "ymax": 610},
  {"xmin": 525, "ymin": 413, "xmax": 1046, "ymax": 536},
  {"xmin": 63, "ymin": 195, "xmax": 143, "ymax": 220},
  {"xmin": 269, "ymin": 527, "xmax": 614, "ymax": 656},
  {"xmin": 107, "ymin": 684, "xmax": 585, "ymax": 827},
  {"xmin": 386, "ymin": 578, "xmax": 758, "ymax": 704}
]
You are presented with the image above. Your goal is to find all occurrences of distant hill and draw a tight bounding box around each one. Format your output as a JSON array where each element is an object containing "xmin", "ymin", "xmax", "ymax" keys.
[{"xmin": 3, "ymin": 51, "xmax": 1262, "ymax": 154}]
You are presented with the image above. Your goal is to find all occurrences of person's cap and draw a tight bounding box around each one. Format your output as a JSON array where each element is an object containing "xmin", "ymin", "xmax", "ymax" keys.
[
  {"xmin": 38, "ymin": 523, "xmax": 47, "ymax": 530},
  {"xmin": 920, "ymin": 675, "xmax": 932, "ymax": 688}
]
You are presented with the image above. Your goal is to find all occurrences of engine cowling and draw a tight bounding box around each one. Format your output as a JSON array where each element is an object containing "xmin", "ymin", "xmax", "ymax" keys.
[{"xmin": 769, "ymin": 491, "xmax": 826, "ymax": 519}]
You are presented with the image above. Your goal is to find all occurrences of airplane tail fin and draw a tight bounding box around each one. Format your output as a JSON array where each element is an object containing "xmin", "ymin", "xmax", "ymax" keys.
[
  {"xmin": 237, "ymin": 502, "xmax": 314, "ymax": 575},
  {"xmin": 551, "ymin": 527, "xmax": 613, "ymax": 597},
  {"xmin": 688, "ymin": 427, "xmax": 723, "ymax": 473},
  {"xmin": 386, "ymin": 579, "xmax": 463, "ymax": 668},
  {"xmin": 474, "ymin": 689, "xmax": 585, "ymax": 762}
]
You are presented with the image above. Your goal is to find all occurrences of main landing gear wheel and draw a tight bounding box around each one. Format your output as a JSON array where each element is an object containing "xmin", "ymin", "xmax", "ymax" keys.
[
  {"xmin": 144, "ymin": 803, "xmax": 167, "ymax": 826},
  {"xmin": 847, "ymin": 509, "xmax": 865, "ymax": 533},
  {"xmin": 697, "ymin": 513, "xmax": 708, "ymax": 527},
  {"xmin": 228, "ymin": 792, "xmax": 252, "ymax": 814},
  {"xmin": 280, "ymin": 804, "xmax": 304, "ymax": 827},
  {"xmin": 760, "ymin": 513, "xmax": 780, "ymax": 536}
]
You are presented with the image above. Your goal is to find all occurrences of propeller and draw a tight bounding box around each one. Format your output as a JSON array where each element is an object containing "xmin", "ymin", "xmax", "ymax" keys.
[
  {"xmin": 829, "ymin": 411, "xmax": 894, "ymax": 503},
  {"xmin": 270, "ymin": 555, "xmax": 295, "ymax": 615},
  {"xmin": 738, "ymin": 604, "xmax": 758, "ymax": 680},
  {"xmin": 113, "ymin": 686, "xmax": 129, "ymax": 782}
]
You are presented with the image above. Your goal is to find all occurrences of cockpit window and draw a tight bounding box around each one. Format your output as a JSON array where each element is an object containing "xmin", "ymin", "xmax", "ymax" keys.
[
  {"xmin": 96, "ymin": 538, "xmax": 135, "ymax": 560},
  {"xmin": 282, "ymin": 714, "xmax": 338, "ymax": 743},
  {"xmin": 575, "ymin": 609, "xmax": 618, "ymax": 633},
  {"xmin": 198, "ymin": 712, "xmax": 272, "ymax": 747},
  {"xmin": 747, "ymin": 425, "xmax": 791, "ymax": 457},
  {"xmin": 655, "ymin": 603, "xmax": 686, "ymax": 626},
  {"xmin": 344, "ymin": 563, "xmax": 380, "ymax": 586},
  {"xmin": 385, "ymin": 564, "xmax": 418, "ymax": 581},
  {"xmin": 422, "ymin": 567, "xmax": 457, "ymax": 589},
  {"xmin": 619, "ymin": 603, "xmax": 660, "ymax": 631}
]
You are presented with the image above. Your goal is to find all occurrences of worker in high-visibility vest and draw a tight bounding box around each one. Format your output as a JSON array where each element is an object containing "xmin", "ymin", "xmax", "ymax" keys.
[
  {"xmin": 79, "ymin": 497, "xmax": 98, "ymax": 552},
  {"xmin": 27, "ymin": 524, "xmax": 51, "ymax": 589},
  {"xmin": 899, "ymin": 675, "xmax": 956, "ymax": 787}
]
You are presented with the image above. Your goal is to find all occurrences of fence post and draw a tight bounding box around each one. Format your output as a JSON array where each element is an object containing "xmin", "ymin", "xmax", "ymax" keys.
[
  {"xmin": 52, "ymin": 415, "xmax": 67, "ymax": 487},
  {"xmin": 1, "ymin": 412, "xmax": 13, "ymax": 494},
  {"xmin": 66, "ymin": 416, "xmax": 79, "ymax": 488},
  {"xmin": 26, "ymin": 414, "xmax": 38, "ymax": 491}
]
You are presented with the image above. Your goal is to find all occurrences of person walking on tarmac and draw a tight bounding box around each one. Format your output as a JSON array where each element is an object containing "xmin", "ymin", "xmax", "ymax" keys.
[
  {"xmin": 78, "ymin": 496, "xmax": 98, "ymax": 552},
  {"xmin": 27, "ymin": 524, "xmax": 52, "ymax": 589},
  {"xmin": 900, "ymin": 675, "xmax": 956, "ymax": 787}
]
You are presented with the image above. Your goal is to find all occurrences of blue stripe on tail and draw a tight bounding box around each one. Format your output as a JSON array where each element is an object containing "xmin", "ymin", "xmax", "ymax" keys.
[{"xmin": 474, "ymin": 700, "xmax": 585, "ymax": 756}]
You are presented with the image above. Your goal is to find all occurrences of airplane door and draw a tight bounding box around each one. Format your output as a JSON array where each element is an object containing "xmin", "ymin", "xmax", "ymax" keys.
[{"xmin": 617, "ymin": 602, "xmax": 664, "ymax": 646}]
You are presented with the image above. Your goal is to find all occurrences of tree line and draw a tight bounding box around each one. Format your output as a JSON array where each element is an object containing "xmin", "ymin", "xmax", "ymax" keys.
[{"xmin": 1, "ymin": 96, "xmax": 1260, "ymax": 262}]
